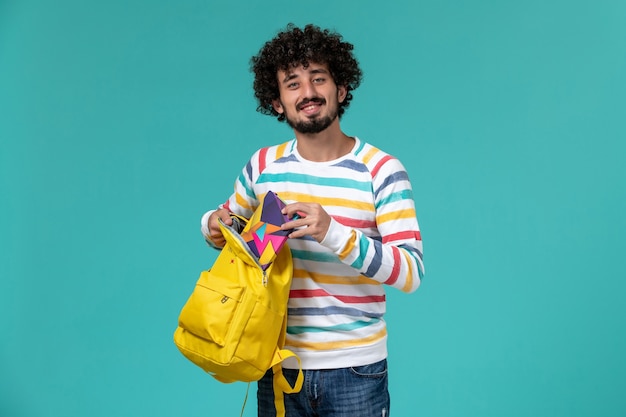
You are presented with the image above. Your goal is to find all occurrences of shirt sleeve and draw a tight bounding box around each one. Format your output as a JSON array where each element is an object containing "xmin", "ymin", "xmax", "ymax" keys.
[
  {"xmin": 199, "ymin": 149, "xmax": 263, "ymax": 246},
  {"xmin": 320, "ymin": 157, "xmax": 424, "ymax": 293}
]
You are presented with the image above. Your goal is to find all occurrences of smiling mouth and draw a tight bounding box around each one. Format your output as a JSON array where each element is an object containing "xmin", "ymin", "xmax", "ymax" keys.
[{"xmin": 298, "ymin": 99, "xmax": 325, "ymax": 112}]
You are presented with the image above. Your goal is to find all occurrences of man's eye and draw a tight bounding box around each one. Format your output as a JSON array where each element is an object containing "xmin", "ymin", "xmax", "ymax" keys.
[
  {"xmin": 287, "ymin": 82, "xmax": 298, "ymax": 89},
  {"xmin": 313, "ymin": 78, "xmax": 325, "ymax": 83}
]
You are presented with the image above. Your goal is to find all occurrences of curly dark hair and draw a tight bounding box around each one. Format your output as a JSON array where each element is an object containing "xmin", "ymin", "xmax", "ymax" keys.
[{"xmin": 250, "ymin": 23, "xmax": 363, "ymax": 122}]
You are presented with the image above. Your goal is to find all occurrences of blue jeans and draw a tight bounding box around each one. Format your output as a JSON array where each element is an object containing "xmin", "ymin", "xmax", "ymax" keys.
[{"xmin": 257, "ymin": 359, "xmax": 390, "ymax": 417}]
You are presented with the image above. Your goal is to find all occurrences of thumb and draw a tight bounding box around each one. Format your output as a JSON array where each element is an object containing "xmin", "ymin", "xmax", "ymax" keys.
[{"xmin": 221, "ymin": 212, "xmax": 233, "ymax": 226}]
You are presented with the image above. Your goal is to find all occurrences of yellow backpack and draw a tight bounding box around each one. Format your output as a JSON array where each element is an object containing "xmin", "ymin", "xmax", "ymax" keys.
[{"xmin": 173, "ymin": 215, "xmax": 303, "ymax": 416}]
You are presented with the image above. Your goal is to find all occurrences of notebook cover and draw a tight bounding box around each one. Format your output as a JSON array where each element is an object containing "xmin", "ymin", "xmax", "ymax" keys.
[{"xmin": 240, "ymin": 191, "xmax": 293, "ymax": 270}]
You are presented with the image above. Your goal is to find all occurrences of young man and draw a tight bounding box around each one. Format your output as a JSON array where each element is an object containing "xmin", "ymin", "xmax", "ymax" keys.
[{"xmin": 201, "ymin": 24, "xmax": 424, "ymax": 417}]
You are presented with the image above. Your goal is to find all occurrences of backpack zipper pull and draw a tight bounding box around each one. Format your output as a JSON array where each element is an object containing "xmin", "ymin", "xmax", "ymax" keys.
[{"xmin": 262, "ymin": 270, "xmax": 267, "ymax": 287}]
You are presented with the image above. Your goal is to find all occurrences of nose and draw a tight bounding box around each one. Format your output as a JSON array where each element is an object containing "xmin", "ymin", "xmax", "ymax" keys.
[{"xmin": 301, "ymin": 80, "xmax": 317, "ymax": 98}]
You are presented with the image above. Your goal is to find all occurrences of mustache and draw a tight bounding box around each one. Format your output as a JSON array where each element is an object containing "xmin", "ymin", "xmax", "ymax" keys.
[{"xmin": 297, "ymin": 98, "xmax": 326, "ymax": 110}]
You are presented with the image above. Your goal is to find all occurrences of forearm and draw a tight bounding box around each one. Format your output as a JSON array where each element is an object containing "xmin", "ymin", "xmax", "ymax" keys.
[{"xmin": 320, "ymin": 218, "xmax": 424, "ymax": 293}]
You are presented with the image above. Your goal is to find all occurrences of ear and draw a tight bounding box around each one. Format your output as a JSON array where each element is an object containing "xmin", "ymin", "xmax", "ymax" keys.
[
  {"xmin": 337, "ymin": 85, "xmax": 348, "ymax": 103},
  {"xmin": 272, "ymin": 99, "xmax": 284, "ymax": 114}
]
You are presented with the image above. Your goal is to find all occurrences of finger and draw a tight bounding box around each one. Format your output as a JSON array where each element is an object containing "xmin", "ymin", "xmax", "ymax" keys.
[
  {"xmin": 281, "ymin": 218, "xmax": 302, "ymax": 230},
  {"xmin": 217, "ymin": 210, "xmax": 233, "ymax": 225},
  {"xmin": 282, "ymin": 203, "xmax": 308, "ymax": 220},
  {"xmin": 287, "ymin": 228, "xmax": 306, "ymax": 239}
]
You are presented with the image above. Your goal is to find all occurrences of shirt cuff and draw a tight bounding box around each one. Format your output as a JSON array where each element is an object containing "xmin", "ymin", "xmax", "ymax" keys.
[{"xmin": 320, "ymin": 217, "xmax": 353, "ymax": 253}]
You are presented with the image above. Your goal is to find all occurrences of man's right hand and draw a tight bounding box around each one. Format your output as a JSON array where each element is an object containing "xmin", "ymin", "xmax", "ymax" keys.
[{"xmin": 208, "ymin": 208, "xmax": 233, "ymax": 248}]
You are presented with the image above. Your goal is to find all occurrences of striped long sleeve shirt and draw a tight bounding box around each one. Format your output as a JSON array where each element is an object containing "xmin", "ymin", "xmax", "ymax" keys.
[{"xmin": 202, "ymin": 137, "xmax": 424, "ymax": 370}]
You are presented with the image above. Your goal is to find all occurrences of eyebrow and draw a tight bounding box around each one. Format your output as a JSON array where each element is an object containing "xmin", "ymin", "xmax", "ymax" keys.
[{"xmin": 282, "ymin": 73, "xmax": 298, "ymax": 84}]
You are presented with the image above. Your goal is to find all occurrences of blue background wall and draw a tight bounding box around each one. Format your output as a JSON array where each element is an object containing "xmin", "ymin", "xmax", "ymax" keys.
[{"xmin": 1, "ymin": 0, "xmax": 625, "ymax": 416}]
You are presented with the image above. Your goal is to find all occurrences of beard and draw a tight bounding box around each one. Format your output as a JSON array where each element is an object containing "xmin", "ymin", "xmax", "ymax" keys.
[
  {"xmin": 286, "ymin": 114, "xmax": 336, "ymax": 134},
  {"xmin": 283, "ymin": 99, "xmax": 339, "ymax": 134}
]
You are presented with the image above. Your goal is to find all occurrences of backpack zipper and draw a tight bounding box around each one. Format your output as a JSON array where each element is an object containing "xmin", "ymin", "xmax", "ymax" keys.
[{"xmin": 219, "ymin": 217, "xmax": 269, "ymax": 285}]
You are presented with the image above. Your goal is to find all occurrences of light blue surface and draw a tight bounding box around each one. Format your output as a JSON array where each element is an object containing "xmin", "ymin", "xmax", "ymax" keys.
[{"xmin": 1, "ymin": 1, "xmax": 625, "ymax": 416}]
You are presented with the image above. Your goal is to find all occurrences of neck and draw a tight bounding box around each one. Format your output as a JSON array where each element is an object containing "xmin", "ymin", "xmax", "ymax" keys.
[{"xmin": 294, "ymin": 120, "xmax": 354, "ymax": 162}]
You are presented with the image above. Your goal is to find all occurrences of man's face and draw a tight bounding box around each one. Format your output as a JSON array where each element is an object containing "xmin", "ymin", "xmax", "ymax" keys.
[{"xmin": 272, "ymin": 62, "xmax": 347, "ymax": 134}]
